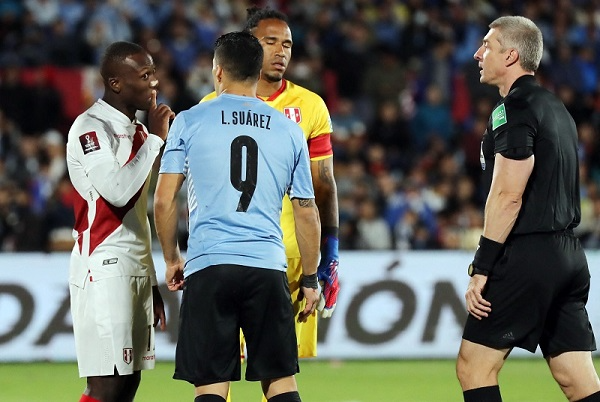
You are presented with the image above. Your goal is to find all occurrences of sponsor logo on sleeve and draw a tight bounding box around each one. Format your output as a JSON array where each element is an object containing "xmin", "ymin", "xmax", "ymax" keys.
[
  {"xmin": 79, "ymin": 131, "xmax": 101, "ymax": 154},
  {"xmin": 283, "ymin": 107, "xmax": 302, "ymax": 124},
  {"xmin": 491, "ymin": 104, "xmax": 507, "ymax": 130}
]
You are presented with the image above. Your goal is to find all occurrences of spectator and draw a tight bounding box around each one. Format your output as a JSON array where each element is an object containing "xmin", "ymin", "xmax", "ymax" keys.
[
  {"xmin": 355, "ymin": 198, "xmax": 393, "ymax": 250},
  {"xmin": 410, "ymin": 83, "xmax": 454, "ymax": 152},
  {"xmin": 1, "ymin": 0, "xmax": 600, "ymax": 253}
]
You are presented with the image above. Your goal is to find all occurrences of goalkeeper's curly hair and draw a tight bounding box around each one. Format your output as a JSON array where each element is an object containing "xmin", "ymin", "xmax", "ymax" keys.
[{"xmin": 243, "ymin": 6, "xmax": 289, "ymax": 33}]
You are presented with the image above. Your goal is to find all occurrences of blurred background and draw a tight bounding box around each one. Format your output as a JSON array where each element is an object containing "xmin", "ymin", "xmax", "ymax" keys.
[
  {"xmin": 2, "ymin": 0, "xmax": 600, "ymax": 254},
  {"xmin": 3, "ymin": 3, "xmax": 600, "ymax": 400}
]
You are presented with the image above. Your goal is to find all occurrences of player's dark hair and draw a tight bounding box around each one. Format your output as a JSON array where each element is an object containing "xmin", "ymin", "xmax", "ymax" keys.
[
  {"xmin": 214, "ymin": 31, "xmax": 263, "ymax": 82},
  {"xmin": 243, "ymin": 6, "xmax": 288, "ymax": 33},
  {"xmin": 100, "ymin": 41, "xmax": 145, "ymax": 80}
]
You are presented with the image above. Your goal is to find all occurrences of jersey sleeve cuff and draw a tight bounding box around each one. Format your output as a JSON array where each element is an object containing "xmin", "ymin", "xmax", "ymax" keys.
[{"xmin": 146, "ymin": 135, "xmax": 165, "ymax": 150}]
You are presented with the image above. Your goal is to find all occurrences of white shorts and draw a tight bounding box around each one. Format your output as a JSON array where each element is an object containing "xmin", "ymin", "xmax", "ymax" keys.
[{"xmin": 70, "ymin": 276, "xmax": 156, "ymax": 377}]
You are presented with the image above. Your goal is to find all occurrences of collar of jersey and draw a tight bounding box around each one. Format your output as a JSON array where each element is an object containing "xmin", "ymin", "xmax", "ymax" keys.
[
  {"xmin": 508, "ymin": 74, "xmax": 537, "ymax": 95},
  {"xmin": 259, "ymin": 79, "xmax": 287, "ymax": 102},
  {"xmin": 96, "ymin": 99, "xmax": 140, "ymax": 126}
]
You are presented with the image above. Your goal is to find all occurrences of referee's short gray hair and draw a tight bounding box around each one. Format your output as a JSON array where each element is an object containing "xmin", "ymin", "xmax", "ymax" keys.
[{"xmin": 490, "ymin": 16, "xmax": 543, "ymax": 72}]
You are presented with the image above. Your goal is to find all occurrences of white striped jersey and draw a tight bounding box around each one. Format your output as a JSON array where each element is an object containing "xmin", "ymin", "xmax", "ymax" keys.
[{"xmin": 66, "ymin": 99, "xmax": 164, "ymax": 288}]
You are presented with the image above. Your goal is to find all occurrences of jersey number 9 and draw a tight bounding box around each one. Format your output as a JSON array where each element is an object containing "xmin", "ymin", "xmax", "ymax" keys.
[{"xmin": 230, "ymin": 135, "xmax": 258, "ymax": 212}]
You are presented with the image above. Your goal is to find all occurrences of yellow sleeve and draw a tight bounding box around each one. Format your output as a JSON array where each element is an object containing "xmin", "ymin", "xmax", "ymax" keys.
[{"xmin": 308, "ymin": 94, "xmax": 333, "ymax": 141}]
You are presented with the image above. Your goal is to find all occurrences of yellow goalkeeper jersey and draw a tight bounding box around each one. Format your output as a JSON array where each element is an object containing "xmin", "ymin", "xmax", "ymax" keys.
[{"xmin": 201, "ymin": 79, "xmax": 333, "ymax": 258}]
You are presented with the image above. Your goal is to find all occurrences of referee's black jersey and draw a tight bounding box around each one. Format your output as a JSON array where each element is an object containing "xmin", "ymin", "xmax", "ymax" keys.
[{"xmin": 481, "ymin": 75, "xmax": 581, "ymax": 234}]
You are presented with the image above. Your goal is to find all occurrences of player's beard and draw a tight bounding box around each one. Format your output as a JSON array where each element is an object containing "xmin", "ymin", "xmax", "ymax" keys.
[{"xmin": 263, "ymin": 70, "xmax": 284, "ymax": 83}]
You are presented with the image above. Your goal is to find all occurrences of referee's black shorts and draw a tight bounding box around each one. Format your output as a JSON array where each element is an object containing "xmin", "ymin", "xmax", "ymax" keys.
[
  {"xmin": 174, "ymin": 264, "xmax": 299, "ymax": 385},
  {"xmin": 463, "ymin": 230, "xmax": 596, "ymax": 357}
]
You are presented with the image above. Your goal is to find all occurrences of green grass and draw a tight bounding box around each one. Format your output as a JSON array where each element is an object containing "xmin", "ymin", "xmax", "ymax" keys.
[{"xmin": 1, "ymin": 358, "xmax": 598, "ymax": 401}]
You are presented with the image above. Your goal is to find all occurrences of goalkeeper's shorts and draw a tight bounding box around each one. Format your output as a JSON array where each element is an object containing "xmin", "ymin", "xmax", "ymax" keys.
[
  {"xmin": 174, "ymin": 264, "xmax": 299, "ymax": 385},
  {"xmin": 463, "ymin": 230, "xmax": 596, "ymax": 357}
]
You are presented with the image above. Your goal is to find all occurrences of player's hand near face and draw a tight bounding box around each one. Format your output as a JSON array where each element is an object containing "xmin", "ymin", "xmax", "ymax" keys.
[
  {"xmin": 147, "ymin": 89, "xmax": 175, "ymax": 141},
  {"xmin": 465, "ymin": 274, "xmax": 491, "ymax": 320}
]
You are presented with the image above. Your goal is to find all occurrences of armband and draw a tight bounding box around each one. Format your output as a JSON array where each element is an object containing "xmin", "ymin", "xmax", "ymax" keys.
[
  {"xmin": 468, "ymin": 264, "xmax": 489, "ymax": 277},
  {"xmin": 471, "ymin": 235, "xmax": 504, "ymax": 274},
  {"xmin": 300, "ymin": 273, "xmax": 319, "ymax": 289},
  {"xmin": 499, "ymin": 146, "xmax": 533, "ymax": 160}
]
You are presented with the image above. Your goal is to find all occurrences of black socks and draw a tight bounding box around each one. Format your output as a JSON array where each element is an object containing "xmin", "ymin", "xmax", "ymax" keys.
[{"xmin": 463, "ymin": 385, "xmax": 502, "ymax": 402}]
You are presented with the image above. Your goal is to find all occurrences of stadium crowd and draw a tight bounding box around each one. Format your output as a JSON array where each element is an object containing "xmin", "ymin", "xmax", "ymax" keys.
[{"xmin": 1, "ymin": 0, "xmax": 600, "ymax": 252}]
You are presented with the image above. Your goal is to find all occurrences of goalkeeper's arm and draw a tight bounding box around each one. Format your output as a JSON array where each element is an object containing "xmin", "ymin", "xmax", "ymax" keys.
[{"xmin": 310, "ymin": 155, "xmax": 340, "ymax": 317}]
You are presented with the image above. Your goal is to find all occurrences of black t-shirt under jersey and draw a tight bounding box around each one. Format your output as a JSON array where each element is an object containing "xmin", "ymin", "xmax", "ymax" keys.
[{"xmin": 481, "ymin": 75, "xmax": 581, "ymax": 234}]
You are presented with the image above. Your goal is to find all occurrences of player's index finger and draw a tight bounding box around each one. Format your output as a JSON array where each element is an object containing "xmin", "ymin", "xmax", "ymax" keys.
[{"xmin": 150, "ymin": 89, "xmax": 157, "ymax": 108}]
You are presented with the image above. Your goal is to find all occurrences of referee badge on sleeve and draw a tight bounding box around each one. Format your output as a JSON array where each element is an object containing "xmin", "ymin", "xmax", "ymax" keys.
[{"xmin": 491, "ymin": 104, "xmax": 507, "ymax": 130}]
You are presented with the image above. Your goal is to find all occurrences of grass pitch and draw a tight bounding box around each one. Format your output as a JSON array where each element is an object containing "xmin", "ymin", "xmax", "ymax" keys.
[{"xmin": 1, "ymin": 358, "xmax": 597, "ymax": 401}]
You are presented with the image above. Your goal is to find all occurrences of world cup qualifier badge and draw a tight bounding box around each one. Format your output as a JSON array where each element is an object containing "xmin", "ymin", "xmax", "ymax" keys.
[{"xmin": 79, "ymin": 131, "xmax": 101, "ymax": 154}]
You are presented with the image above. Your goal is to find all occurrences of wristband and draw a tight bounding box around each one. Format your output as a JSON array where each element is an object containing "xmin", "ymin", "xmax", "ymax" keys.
[
  {"xmin": 321, "ymin": 226, "xmax": 339, "ymax": 239},
  {"xmin": 300, "ymin": 273, "xmax": 319, "ymax": 289},
  {"xmin": 471, "ymin": 235, "xmax": 504, "ymax": 274}
]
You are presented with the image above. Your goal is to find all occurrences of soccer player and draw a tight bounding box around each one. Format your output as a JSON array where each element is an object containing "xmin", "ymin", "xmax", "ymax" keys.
[
  {"xmin": 66, "ymin": 41, "xmax": 173, "ymax": 402},
  {"xmin": 201, "ymin": 6, "xmax": 339, "ymax": 362},
  {"xmin": 154, "ymin": 31, "xmax": 321, "ymax": 402},
  {"xmin": 457, "ymin": 16, "xmax": 600, "ymax": 402}
]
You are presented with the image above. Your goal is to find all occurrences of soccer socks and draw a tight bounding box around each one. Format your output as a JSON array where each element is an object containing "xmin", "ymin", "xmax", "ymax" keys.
[
  {"xmin": 79, "ymin": 395, "xmax": 100, "ymax": 402},
  {"xmin": 463, "ymin": 385, "xmax": 502, "ymax": 402},
  {"xmin": 267, "ymin": 391, "xmax": 302, "ymax": 402},
  {"xmin": 195, "ymin": 395, "xmax": 226, "ymax": 402},
  {"xmin": 576, "ymin": 391, "xmax": 600, "ymax": 402}
]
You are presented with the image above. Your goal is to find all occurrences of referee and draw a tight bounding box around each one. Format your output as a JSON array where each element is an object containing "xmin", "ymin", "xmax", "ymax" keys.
[{"xmin": 456, "ymin": 16, "xmax": 600, "ymax": 402}]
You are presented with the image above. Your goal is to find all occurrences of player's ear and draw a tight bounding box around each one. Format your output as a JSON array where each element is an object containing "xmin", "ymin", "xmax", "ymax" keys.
[
  {"xmin": 108, "ymin": 77, "xmax": 121, "ymax": 94},
  {"xmin": 215, "ymin": 65, "xmax": 223, "ymax": 83},
  {"xmin": 506, "ymin": 48, "xmax": 519, "ymax": 67}
]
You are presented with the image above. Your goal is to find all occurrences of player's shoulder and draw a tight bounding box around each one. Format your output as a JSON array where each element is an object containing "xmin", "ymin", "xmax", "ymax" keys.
[
  {"xmin": 506, "ymin": 76, "xmax": 549, "ymax": 103},
  {"xmin": 199, "ymin": 91, "xmax": 217, "ymax": 103},
  {"xmin": 68, "ymin": 102, "xmax": 108, "ymax": 138},
  {"xmin": 285, "ymin": 80, "xmax": 325, "ymax": 102},
  {"xmin": 504, "ymin": 82, "xmax": 553, "ymax": 118}
]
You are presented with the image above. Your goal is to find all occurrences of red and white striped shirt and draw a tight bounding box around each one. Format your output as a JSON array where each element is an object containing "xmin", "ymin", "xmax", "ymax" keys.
[{"xmin": 66, "ymin": 99, "xmax": 164, "ymax": 288}]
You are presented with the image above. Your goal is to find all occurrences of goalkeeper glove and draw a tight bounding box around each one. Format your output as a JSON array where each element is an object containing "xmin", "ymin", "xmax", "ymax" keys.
[{"xmin": 316, "ymin": 233, "xmax": 339, "ymax": 318}]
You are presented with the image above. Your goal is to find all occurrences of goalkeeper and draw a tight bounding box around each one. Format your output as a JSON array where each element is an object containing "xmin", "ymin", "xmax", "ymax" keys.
[{"xmin": 200, "ymin": 5, "xmax": 340, "ymax": 366}]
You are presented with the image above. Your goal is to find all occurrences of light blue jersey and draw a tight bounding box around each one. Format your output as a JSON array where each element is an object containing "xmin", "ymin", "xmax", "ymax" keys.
[{"xmin": 159, "ymin": 94, "xmax": 314, "ymax": 277}]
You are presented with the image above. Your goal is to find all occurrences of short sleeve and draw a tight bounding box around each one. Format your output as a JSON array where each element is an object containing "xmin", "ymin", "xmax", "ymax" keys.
[
  {"xmin": 160, "ymin": 113, "xmax": 188, "ymax": 175},
  {"xmin": 308, "ymin": 96, "xmax": 333, "ymax": 160},
  {"xmin": 289, "ymin": 128, "xmax": 315, "ymax": 200},
  {"xmin": 492, "ymin": 99, "xmax": 535, "ymax": 155}
]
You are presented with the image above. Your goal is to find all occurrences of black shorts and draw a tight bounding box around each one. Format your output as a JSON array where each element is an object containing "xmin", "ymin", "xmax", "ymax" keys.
[
  {"xmin": 463, "ymin": 231, "xmax": 596, "ymax": 357},
  {"xmin": 174, "ymin": 264, "xmax": 299, "ymax": 385}
]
